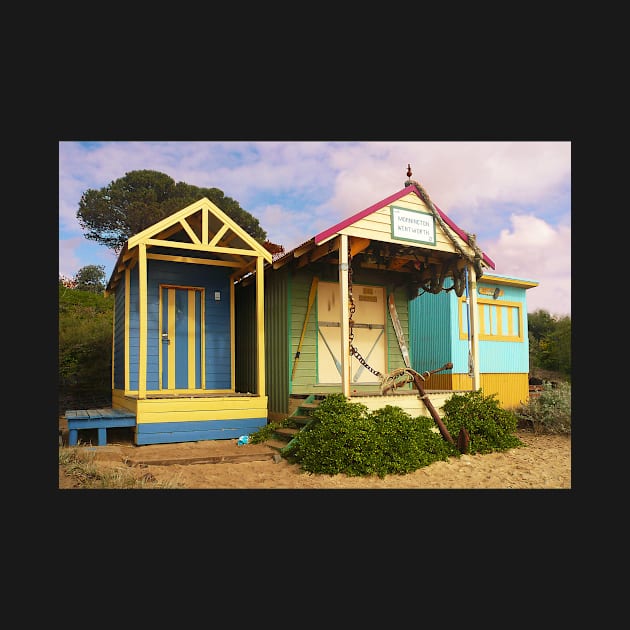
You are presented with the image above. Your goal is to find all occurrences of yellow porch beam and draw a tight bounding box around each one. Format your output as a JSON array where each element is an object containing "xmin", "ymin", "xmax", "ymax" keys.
[
  {"xmin": 124, "ymin": 267, "xmax": 131, "ymax": 393},
  {"xmin": 230, "ymin": 273, "xmax": 236, "ymax": 391},
  {"xmin": 144, "ymin": 238, "xmax": 260, "ymax": 258},
  {"xmin": 147, "ymin": 253, "xmax": 242, "ymax": 268},
  {"xmin": 256, "ymin": 256, "xmax": 266, "ymax": 396},
  {"xmin": 138, "ymin": 243, "xmax": 147, "ymax": 399}
]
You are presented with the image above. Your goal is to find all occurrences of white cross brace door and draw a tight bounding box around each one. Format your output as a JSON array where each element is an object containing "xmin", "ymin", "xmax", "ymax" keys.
[{"xmin": 317, "ymin": 281, "xmax": 385, "ymax": 384}]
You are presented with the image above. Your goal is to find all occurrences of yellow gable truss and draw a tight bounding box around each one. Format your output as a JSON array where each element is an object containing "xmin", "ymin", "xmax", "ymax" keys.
[{"xmin": 107, "ymin": 197, "xmax": 271, "ymax": 293}]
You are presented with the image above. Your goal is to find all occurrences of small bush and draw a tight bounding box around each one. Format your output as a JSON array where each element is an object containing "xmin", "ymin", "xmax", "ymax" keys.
[
  {"xmin": 515, "ymin": 381, "xmax": 571, "ymax": 434},
  {"xmin": 248, "ymin": 419, "xmax": 292, "ymax": 444},
  {"xmin": 370, "ymin": 405, "xmax": 456, "ymax": 472},
  {"xmin": 276, "ymin": 394, "xmax": 458, "ymax": 477},
  {"xmin": 440, "ymin": 389, "xmax": 524, "ymax": 454},
  {"xmin": 250, "ymin": 391, "xmax": 527, "ymax": 477}
]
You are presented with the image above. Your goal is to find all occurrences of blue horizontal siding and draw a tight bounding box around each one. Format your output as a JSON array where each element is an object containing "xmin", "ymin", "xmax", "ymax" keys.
[
  {"xmin": 135, "ymin": 418, "xmax": 266, "ymax": 445},
  {"xmin": 125, "ymin": 259, "xmax": 232, "ymax": 391}
]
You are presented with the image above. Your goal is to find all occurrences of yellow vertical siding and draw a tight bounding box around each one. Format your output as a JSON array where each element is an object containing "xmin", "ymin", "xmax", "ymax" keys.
[
  {"xmin": 479, "ymin": 373, "xmax": 530, "ymax": 409},
  {"xmin": 431, "ymin": 373, "xmax": 529, "ymax": 410},
  {"xmin": 427, "ymin": 372, "xmax": 456, "ymax": 390}
]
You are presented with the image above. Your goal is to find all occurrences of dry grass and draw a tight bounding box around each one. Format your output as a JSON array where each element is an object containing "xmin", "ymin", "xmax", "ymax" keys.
[{"xmin": 59, "ymin": 443, "xmax": 182, "ymax": 489}]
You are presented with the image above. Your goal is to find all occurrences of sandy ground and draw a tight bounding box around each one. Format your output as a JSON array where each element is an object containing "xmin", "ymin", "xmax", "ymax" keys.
[{"xmin": 58, "ymin": 429, "xmax": 571, "ymax": 490}]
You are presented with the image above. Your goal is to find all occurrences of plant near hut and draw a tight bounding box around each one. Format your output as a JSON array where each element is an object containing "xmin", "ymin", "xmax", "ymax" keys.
[
  {"xmin": 268, "ymin": 394, "xmax": 458, "ymax": 477},
  {"xmin": 515, "ymin": 381, "xmax": 571, "ymax": 435},
  {"xmin": 441, "ymin": 389, "xmax": 524, "ymax": 455},
  {"xmin": 248, "ymin": 419, "xmax": 292, "ymax": 444},
  {"xmin": 253, "ymin": 392, "xmax": 527, "ymax": 477}
]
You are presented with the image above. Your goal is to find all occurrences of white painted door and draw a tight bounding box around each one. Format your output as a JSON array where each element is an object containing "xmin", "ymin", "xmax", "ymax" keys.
[{"xmin": 317, "ymin": 281, "xmax": 385, "ymax": 384}]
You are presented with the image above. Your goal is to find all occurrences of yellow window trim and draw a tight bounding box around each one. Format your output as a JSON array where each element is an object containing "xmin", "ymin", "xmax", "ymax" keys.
[{"xmin": 459, "ymin": 296, "xmax": 524, "ymax": 342}]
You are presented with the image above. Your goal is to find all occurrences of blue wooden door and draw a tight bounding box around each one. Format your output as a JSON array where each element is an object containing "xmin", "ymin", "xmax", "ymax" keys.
[{"xmin": 160, "ymin": 286, "xmax": 204, "ymax": 391}]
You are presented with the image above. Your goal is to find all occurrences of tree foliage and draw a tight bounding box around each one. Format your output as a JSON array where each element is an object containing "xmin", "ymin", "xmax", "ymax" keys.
[
  {"xmin": 73, "ymin": 264, "xmax": 106, "ymax": 293},
  {"xmin": 528, "ymin": 309, "xmax": 571, "ymax": 377},
  {"xmin": 58, "ymin": 285, "xmax": 114, "ymax": 414},
  {"xmin": 76, "ymin": 170, "xmax": 268, "ymax": 253}
]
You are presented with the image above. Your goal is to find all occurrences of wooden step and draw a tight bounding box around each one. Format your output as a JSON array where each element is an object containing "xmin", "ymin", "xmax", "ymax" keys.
[
  {"xmin": 275, "ymin": 427, "xmax": 299, "ymax": 440},
  {"xmin": 291, "ymin": 415, "xmax": 311, "ymax": 425},
  {"xmin": 262, "ymin": 438, "xmax": 290, "ymax": 453},
  {"xmin": 299, "ymin": 402, "xmax": 320, "ymax": 409}
]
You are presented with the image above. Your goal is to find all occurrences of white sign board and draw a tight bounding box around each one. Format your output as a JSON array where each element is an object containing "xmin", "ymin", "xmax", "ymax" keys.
[{"xmin": 391, "ymin": 206, "xmax": 436, "ymax": 245}]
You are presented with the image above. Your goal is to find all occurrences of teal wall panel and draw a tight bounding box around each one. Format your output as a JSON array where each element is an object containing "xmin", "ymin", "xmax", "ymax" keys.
[
  {"xmin": 409, "ymin": 274, "xmax": 533, "ymax": 376},
  {"xmin": 408, "ymin": 287, "xmax": 454, "ymax": 373}
]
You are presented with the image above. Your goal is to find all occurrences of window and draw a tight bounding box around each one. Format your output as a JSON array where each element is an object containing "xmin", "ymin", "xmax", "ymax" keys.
[{"xmin": 459, "ymin": 296, "xmax": 523, "ymax": 342}]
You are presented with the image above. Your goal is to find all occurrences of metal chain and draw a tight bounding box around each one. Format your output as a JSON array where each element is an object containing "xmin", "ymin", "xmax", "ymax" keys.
[{"xmin": 348, "ymin": 250, "xmax": 382, "ymax": 378}]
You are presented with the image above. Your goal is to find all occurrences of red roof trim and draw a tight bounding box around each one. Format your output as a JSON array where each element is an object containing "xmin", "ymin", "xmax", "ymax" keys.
[
  {"xmin": 314, "ymin": 185, "xmax": 495, "ymax": 269},
  {"xmin": 314, "ymin": 187, "xmax": 411, "ymax": 244}
]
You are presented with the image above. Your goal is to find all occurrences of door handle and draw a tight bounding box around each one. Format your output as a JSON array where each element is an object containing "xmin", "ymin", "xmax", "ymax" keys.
[{"xmin": 162, "ymin": 333, "xmax": 170, "ymax": 344}]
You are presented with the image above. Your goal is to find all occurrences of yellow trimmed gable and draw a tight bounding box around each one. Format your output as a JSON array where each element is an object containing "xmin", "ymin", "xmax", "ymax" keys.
[{"xmin": 106, "ymin": 197, "xmax": 271, "ymax": 293}]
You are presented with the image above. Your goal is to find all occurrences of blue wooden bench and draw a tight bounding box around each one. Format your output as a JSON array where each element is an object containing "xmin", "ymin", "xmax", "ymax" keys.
[{"xmin": 65, "ymin": 408, "xmax": 136, "ymax": 446}]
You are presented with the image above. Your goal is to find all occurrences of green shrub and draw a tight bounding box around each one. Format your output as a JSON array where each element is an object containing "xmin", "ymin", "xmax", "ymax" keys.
[
  {"xmin": 440, "ymin": 389, "xmax": 524, "ymax": 455},
  {"xmin": 370, "ymin": 405, "xmax": 456, "ymax": 472},
  {"xmin": 245, "ymin": 391, "xmax": 528, "ymax": 478},
  {"xmin": 248, "ymin": 419, "xmax": 291, "ymax": 444},
  {"xmin": 275, "ymin": 394, "xmax": 458, "ymax": 477},
  {"xmin": 515, "ymin": 381, "xmax": 571, "ymax": 434}
]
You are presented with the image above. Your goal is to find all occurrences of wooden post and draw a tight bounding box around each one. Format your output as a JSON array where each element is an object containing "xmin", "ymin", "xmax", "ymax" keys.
[
  {"xmin": 256, "ymin": 256, "xmax": 266, "ymax": 396},
  {"xmin": 138, "ymin": 243, "xmax": 147, "ymax": 399},
  {"xmin": 339, "ymin": 235, "xmax": 351, "ymax": 397},
  {"xmin": 230, "ymin": 272, "xmax": 236, "ymax": 391},
  {"xmin": 124, "ymin": 267, "xmax": 131, "ymax": 395},
  {"xmin": 468, "ymin": 263, "xmax": 481, "ymax": 391}
]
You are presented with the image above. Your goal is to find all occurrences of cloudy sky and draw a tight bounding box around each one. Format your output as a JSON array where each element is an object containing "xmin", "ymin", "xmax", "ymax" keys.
[{"xmin": 59, "ymin": 141, "xmax": 571, "ymax": 316}]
